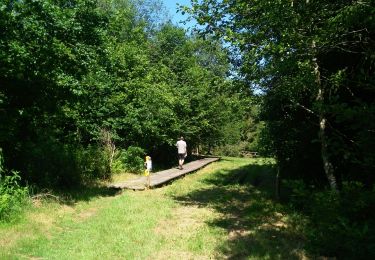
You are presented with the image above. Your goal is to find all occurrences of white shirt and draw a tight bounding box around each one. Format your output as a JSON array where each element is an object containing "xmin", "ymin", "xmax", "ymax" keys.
[
  {"xmin": 176, "ymin": 140, "xmax": 187, "ymax": 154},
  {"xmin": 145, "ymin": 159, "xmax": 152, "ymax": 171}
]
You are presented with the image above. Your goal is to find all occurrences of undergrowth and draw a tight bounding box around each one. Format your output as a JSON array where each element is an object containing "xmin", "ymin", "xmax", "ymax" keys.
[{"xmin": 0, "ymin": 149, "xmax": 30, "ymax": 223}]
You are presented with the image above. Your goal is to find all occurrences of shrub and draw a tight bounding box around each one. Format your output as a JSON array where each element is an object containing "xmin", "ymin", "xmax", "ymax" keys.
[
  {"xmin": 213, "ymin": 142, "xmax": 245, "ymax": 157},
  {"xmin": 76, "ymin": 145, "xmax": 111, "ymax": 183},
  {"xmin": 283, "ymin": 180, "xmax": 312, "ymax": 211},
  {"xmin": 308, "ymin": 183, "xmax": 375, "ymax": 259},
  {"xmin": 16, "ymin": 140, "xmax": 111, "ymax": 187},
  {"xmin": 120, "ymin": 146, "xmax": 145, "ymax": 174},
  {"xmin": 0, "ymin": 149, "xmax": 29, "ymax": 222},
  {"xmin": 110, "ymin": 150, "xmax": 127, "ymax": 174},
  {"xmin": 287, "ymin": 180, "xmax": 375, "ymax": 259}
]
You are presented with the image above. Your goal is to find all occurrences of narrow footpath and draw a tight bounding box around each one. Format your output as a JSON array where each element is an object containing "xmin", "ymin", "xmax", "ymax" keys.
[{"xmin": 109, "ymin": 157, "xmax": 220, "ymax": 190}]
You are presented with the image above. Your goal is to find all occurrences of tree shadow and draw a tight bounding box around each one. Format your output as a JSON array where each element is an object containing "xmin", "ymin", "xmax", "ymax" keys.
[
  {"xmin": 35, "ymin": 185, "xmax": 121, "ymax": 206},
  {"xmin": 171, "ymin": 160, "xmax": 306, "ymax": 259}
]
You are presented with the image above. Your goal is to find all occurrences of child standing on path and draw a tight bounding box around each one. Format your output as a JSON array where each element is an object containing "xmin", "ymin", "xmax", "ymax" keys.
[{"xmin": 144, "ymin": 156, "xmax": 152, "ymax": 188}]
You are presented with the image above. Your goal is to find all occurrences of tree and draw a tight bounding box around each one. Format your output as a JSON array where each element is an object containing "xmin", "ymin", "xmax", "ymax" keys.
[
  {"xmin": 186, "ymin": 0, "xmax": 375, "ymax": 189},
  {"xmin": 0, "ymin": 0, "xmax": 110, "ymax": 185},
  {"xmin": 0, "ymin": 0, "xmax": 249, "ymax": 186}
]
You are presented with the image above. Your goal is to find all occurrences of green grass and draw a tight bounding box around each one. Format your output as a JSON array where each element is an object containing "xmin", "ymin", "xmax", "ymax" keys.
[{"xmin": 0, "ymin": 157, "xmax": 307, "ymax": 259}]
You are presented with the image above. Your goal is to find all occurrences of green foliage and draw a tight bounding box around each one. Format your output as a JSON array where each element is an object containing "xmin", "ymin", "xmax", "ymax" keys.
[
  {"xmin": 76, "ymin": 145, "xmax": 111, "ymax": 183},
  {"xmin": 283, "ymin": 180, "xmax": 314, "ymax": 211},
  {"xmin": 212, "ymin": 96, "xmax": 264, "ymax": 157},
  {"xmin": 120, "ymin": 146, "xmax": 145, "ymax": 174},
  {"xmin": 17, "ymin": 139, "xmax": 110, "ymax": 187},
  {"xmin": 287, "ymin": 181, "xmax": 375, "ymax": 258},
  {"xmin": 188, "ymin": 0, "xmax": 375, "ymax": 185},
  {"xmin": 213, "ymin": 142, "xmax": 249, "ymax": 157},
  {"xmin": 188, "ymin": 0, "xmax": 375, "ymax": 257},
  {"xmin": 110, "ymin": 153, "xmax": 126, "ymax": 174},
  {"xmin": 0, "ymin": 150, "xmax": 29, "ymax": 222},
  {"xmin": 0, "ymin": 0, "xmax": 111, "ymax": 186},
  {"xmin": 307, "ymin": 184, "xmax": 375, "ymax": 258},
  {"xmin": 0, "ymin": 0, "xmax": 247, "ymax": 188},
  {"xmin": 0, "ymin": 171, "xmax": 29, "ymax": 222}
]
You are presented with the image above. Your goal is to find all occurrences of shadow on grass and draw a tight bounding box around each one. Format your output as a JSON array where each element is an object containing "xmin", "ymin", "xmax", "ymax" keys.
[
  {"xmin": 44, "ymin": 156, "xmax": 218, "ymax": 205},
  {"xmin": 172, "ymin": 160, "xmax": 306, "ymax": 259},
  {"xmin": 35, "ymin": 185, "xmax": 120, "ymax": 206}
]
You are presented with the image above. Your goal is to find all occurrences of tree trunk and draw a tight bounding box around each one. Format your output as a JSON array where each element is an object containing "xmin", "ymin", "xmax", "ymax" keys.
[
  {"xmin": 275, "ymin": 164, "xmax": 280, "ymax": 200},
  {"xmin": 318, "ymin": 115, "xmax": 337, "ymax": 190},
  {"xmin": 312, "ymin": 41, "xmax": 337, "ymax": 190}
]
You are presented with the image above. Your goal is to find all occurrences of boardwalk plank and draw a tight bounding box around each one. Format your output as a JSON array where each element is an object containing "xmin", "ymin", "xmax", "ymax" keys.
[{"xmin": 109, "ymin": 157, "xmax": 220, "ymax": 190}]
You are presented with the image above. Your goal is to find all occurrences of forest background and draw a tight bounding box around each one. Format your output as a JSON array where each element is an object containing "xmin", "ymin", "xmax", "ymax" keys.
[
  {"xmin": 0, "ymin": 0, "xmax": 258, "ymax": 187},
  {"xmin": 1, "ymin": 0, "xmax": 375, "ymax": 258}
]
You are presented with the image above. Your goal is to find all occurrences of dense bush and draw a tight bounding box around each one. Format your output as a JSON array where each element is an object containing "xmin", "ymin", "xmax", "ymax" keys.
[
  {"xmin": 76, "ymin": 145, "xmax": 111, "ymax": 183},
  {"xmin": 113, "ymin": 146, "xmax": 145, "ymax": 174},
  {"xmin": 0, "ymin": 150, "xmax": 29, "ymax": 222},
  {"xmin": 287, "ymin": 181, "xmax": 375, "ymax": 259},
  {"xmin": 0, "ymin": 0, "xmax": 241, "ymax": 187},
  {"xmin": 15, "ymin": 140, "xmax": 110, "ymax": 187},
  {"xmin": 213, "ymin": 143, "xmax": 246, "ymax": 157}
]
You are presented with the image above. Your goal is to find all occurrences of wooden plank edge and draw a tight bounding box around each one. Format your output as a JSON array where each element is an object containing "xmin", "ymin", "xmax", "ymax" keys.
[
  {"xmin": 109, "ymin": 157, "xmax": 221, "ymax": 191},
  {"xmin": 148, "ymin": 157, "xmax": 220, "ymax": 188}
]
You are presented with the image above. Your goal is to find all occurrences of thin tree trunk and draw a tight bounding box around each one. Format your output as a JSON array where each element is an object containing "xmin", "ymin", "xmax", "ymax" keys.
[
  {"xmin": 318, "ymin": 116, "xmax": 337, "ymax": 189},
  {"xmin": 312, "ymin": 41, "xmax": 337, "ymax": 190},
  {"xmin": 275, "ymin": 164, "xmax": 280, "ymax": 200}
]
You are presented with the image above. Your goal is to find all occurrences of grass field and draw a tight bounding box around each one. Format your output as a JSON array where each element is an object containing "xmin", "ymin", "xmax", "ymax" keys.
[{"xmin": 0, "ymin": 157, "xmax": 307, "ymax": 259}]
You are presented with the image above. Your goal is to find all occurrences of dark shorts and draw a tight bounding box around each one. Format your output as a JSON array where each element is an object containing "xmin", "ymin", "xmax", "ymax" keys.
[{"xmin": 178, "ymin": 153, "xmax": 186, "ymax": 160}]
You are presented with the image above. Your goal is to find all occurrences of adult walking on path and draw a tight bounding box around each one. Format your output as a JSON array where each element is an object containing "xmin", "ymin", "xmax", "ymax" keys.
[{"xmin": 176, "ymin": 136, "xmax": 187, "ymax": 170}]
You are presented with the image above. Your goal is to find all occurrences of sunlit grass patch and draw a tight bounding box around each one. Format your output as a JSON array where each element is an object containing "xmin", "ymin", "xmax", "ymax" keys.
[
  {"xmin": 107, "ymin": 171, "xmax": 140, "ymax": 183},
  {"xmin": 167, "ymin": 157, "xmax": 306, "ymax": 259},
  {"xmin": 0, "ymin": 157, "xmax": 308, "ymax": 259}
]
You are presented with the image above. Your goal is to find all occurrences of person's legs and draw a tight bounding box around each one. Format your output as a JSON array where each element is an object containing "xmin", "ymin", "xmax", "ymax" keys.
[{"xmin": 178, "ymin": 154, "xmax": 184, "ymax": 169}]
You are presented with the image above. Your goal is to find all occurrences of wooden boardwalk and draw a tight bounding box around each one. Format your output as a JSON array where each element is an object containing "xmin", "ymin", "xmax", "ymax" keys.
[{"xmin": 109, "ymin": 157, "xmax": 220, "ymax": 190}]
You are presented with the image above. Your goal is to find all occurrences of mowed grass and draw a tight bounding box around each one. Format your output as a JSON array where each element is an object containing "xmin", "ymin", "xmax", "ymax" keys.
[{"xmin": 0, "ymin": 157, "xmax": 307, "ymax": 259}]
